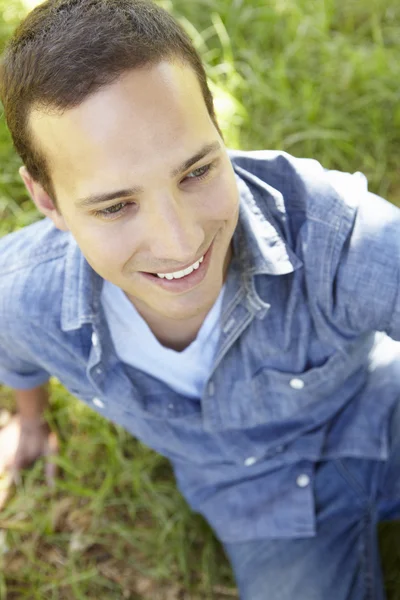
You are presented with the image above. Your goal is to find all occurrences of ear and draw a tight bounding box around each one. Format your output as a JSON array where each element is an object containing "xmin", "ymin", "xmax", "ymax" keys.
[{"xmin": 19, "ymin": 165, "xmax": 69, "ymax": 232}]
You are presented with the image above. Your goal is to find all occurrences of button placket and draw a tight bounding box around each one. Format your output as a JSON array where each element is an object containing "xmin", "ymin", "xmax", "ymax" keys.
[{"xmin": 222, "ymin": 318, "xmax": 236, "ymax": 335}]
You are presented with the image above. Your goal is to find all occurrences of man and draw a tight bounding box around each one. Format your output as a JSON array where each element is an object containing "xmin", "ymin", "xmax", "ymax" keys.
[{"xmin": 0, "ymin": 0, "xmax": 400, "ymax": 598}]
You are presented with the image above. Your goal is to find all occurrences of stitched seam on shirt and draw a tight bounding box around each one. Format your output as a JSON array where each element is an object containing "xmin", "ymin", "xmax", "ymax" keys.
[
  {"xmin": 333, "ymin": 459, "xmax": 371, "ymax": 505},
  {"xmin": 387, "ymin": 263, "xmax": 400, "ymax": 335},
  {"xmin": 307, "ymin": 214, "xmax": 341, "ymax": 230},
  {"xmin": 221, "ymin": 286, "xmax": 244, "ymax": 320},
  {"xmin": 335, "ymin": 461, "xmax": 379, "ymax": 599},
  {"xmin": 0, "ymin": 249, "xmax": 67, "ymax": 278},
  {"xmin": 359, "ymin": 512, "xmax": 379, "ymax": 600},
  {"xmin": 324, "ymin": 215, "xmax": 344, "ymax": 322}
]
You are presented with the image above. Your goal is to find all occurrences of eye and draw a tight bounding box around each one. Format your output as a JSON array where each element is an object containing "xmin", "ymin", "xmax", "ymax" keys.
[
  {"xmin": 183, "ymin": 163, "xmax": 213, "ymax": 181},
  {"xmin": 92, "ymin": 201, "xmax": 134, "ymax": 219}
]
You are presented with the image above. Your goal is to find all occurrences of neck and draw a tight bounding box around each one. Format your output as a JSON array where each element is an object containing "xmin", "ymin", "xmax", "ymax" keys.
[{"xmin": 137, "ymin": 306, "xmax": 211, "ymax": 352}]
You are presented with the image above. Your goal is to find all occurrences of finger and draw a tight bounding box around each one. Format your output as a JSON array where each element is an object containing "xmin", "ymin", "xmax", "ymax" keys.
[
  {"xmin": 0, "ymin": 409, "xmax": 12, "ymax": 428},
  {"xmin": 44, "ymin": 431, "xmax": 59, "ymax": 487},
  {"xmin": 9, "ymin": 466, "xmax": 21, "ymax": 486},
  {"xmin": 0, "ymin": 417, "xmax": 21, "ymax": 474},
  {"xmin": 45, "ymin": 460, "xmax": 57, "ymax": 488},
  {"xmin": 0, "ymin": 472, "xmax": 13, "ymax": 510}
]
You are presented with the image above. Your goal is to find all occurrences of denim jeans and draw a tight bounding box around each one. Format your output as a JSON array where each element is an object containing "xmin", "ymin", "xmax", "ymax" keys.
[{"xmin": 223, "ymin": 399, "xmax": 400, "ymax": 600}]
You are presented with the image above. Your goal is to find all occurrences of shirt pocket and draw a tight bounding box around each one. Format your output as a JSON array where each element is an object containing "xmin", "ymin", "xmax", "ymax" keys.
[
  {"xmin": 253, "ymin": 350, "xmax": 346, "ymax": 420},
  {"xmin": 230, "ymin": 343, "xmax": 369, "ymax": 429}
]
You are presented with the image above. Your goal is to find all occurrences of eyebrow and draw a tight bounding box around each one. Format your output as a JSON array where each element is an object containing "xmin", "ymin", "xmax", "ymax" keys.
[{"xmin": 75, "ymin": 141, "xmax": 221, "ymax": 208}]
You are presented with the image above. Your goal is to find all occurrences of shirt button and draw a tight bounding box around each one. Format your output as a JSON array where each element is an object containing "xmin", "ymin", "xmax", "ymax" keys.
[
  {"xmin": 96, "ymin": 367, "xmax": 102, "ymax": 375},
  {"xmin": 244, "ymin": 456, "xmax": 257, "ymax": 467},
  {"xmin": 296, "ymin": 474, "xmax": 310, "ymax": 488},
  {"xmin": 92, "ymin": 397, "xmax": 105, "ymax": 409},
  {"xmin": 168, "ymin": 403, "xmax": 174, "ymax": 410},
  {"xmin": 91, "ymin": 332, "xmax": 99, "ymax": 346},
  {"xmin": 290, "ymin": 378, "xmax": 304, "ymax": 390}
]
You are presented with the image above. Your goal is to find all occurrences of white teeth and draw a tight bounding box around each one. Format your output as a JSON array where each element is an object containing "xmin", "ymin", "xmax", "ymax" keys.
[{"xmin": 156, "ymin": 255, "xmax": 204, "ymax": 279}]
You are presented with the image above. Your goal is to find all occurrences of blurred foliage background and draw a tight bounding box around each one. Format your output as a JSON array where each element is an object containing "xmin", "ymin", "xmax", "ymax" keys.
[{"xmin": 0, "ymin": 0, "xmax": 400, "ymax": 598}]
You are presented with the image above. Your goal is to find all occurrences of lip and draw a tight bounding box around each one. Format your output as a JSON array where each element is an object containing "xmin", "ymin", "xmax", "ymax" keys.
[
  {"xmin": 151, "ymin": 252, "xmax": 205, "ymax": 276},
  {"xmin": 140, "ymin": 240, "xmax": 214, "ymax": 293}
]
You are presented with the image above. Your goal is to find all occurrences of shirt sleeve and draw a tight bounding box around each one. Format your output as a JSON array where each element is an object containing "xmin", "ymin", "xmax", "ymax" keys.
[
  {"xmin": 320, "ymin": 171, "xmax": 400, "ymax": 340},
  {"xmin": 0, "ymin": 333, "xmax": 50, "ymax": 390}
]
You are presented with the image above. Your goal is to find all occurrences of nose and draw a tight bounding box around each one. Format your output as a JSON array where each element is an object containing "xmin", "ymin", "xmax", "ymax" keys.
[{"xmin": 144, "ymin": 193, "xmax": 204, "ymax": 264}]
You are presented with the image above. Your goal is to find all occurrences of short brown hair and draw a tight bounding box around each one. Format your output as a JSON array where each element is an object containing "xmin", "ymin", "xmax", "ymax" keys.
[{"xmin": 0, "ymin": 0, "xmax": 219, "ymax": 207}]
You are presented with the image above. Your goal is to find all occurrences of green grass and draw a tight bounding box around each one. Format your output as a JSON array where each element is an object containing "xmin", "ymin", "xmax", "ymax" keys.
[
  {"xmin": 1, "ymin": 382, "xmax": 235, "ymax": 599},
  {"xmin": 1, "ymin": 0, "xmax": 400, "ymax": 597}
]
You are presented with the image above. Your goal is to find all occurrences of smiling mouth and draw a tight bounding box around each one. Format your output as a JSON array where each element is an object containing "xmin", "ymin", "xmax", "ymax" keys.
[
  {"xmin": 139, "ymin": 240, "xmax": 214, "ymax": 291},
  {"xmin": 143, "ymin": 243, "xmax": 211, "ymax": 279},
  {"xmin": 151, "ymin": 255, "xmax": 204, "ymax": 280}
]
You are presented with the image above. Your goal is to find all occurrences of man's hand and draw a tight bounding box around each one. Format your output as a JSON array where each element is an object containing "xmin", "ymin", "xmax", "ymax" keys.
[{"xmin": 0, "ymin": 413, "xmax": 59, "ymax": 509}]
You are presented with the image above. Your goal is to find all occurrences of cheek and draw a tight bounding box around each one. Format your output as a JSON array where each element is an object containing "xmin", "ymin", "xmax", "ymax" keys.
[
  {"xmin": 201, "ymin": 174, "xmax": 239, "ymax": 221},
  {"xmin": 73, "ymin": 222, "xmax": 135, "ymax": 268}
]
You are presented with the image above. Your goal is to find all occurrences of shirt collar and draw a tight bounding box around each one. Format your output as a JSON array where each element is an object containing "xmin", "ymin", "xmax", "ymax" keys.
[
  {"xmin": 61, "ymin": 164, "xmax": 302, "ymax": 332},
  {"xmin": 232, "ymin": 164, "xmax": 303, "ymax": 276},
  {"xmin": 61, "ymin": 236, "xmax": 102, "ymax": 331}
]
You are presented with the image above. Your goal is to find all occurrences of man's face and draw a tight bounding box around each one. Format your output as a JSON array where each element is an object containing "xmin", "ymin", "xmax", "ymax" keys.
[{"xmin": 27, "ymin": 61, "xmax": 240, "ymax": 323}]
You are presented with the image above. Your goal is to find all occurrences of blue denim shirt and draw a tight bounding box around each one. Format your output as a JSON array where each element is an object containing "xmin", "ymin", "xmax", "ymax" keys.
[{"xmin": 1, "ymin": 150, "xmax": 400, "ymax": 543}]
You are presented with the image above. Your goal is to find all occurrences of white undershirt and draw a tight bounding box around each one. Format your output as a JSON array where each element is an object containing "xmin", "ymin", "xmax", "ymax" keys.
[{"xmin": 101, "ymin": 280, "xmax": 225, "ymax": 398}]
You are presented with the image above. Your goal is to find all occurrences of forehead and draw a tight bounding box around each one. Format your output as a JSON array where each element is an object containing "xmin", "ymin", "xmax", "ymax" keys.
[{"xmin": 28, "ymin": 61, "xmax": 215, "ymax": 192}]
